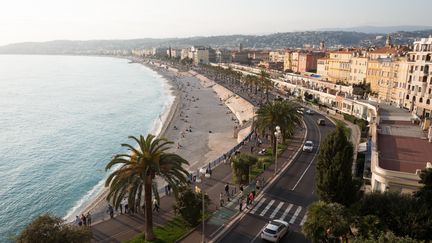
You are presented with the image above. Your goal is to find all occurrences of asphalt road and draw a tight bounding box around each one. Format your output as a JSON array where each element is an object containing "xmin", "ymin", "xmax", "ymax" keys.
[{"xmin": 218, "ymin": 112, "xmax": 335, "ymax": 243}]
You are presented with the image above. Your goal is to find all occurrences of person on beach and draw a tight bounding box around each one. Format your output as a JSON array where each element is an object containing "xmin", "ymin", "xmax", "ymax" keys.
[
  {"xmin": 86, "ymin": 212, "xmax": 92, "ymax": 226},
  {"xmin": 81, "ymin": 214, "xmax": 87, "ymax": 226},
  {"xmin": 75, "ymin": 216, "xmax": 81, "ymax": 226}
]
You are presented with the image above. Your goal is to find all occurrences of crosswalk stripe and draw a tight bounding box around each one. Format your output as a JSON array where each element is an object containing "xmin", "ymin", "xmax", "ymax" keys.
[
  {"xmin": 259, "ymin": 200, "xmax": 275, "ymax": 216},
  {"xmin": 250, "ymin": 198, "xmax": 266, "ymax": 214},
  {"xmin": 269, "ymin": 202, "xmax": 284, "ymax": 219},
  {"xmin": 280, "ymin": 203, "xmax": 293, "ymax": 220},
  {"xmin": 300, "ymin": 214, "xmax": 307, "ymax": 226},
  {"xmin": 289, "ymin": 206, "xmax": 302, "ymax": 224}
]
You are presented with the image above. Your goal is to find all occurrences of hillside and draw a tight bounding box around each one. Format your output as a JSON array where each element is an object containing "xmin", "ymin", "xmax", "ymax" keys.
[{"xmin": 1, "ymin": 29, "xmax": 432, "ymax": 54}]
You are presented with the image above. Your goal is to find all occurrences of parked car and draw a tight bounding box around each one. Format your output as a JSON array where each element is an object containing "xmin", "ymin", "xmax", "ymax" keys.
[
  {"xmin": 302, "ymin": 140, "xmax": 314, "ymax": 152},
  {"xmin": 260, "ymin": 219, "xmax": 290, "ymax": 242},
  {"xmin": 297, "ymin": 107, "xmax": 304, "ymax": 114},
  {"xmin": 317, "ymin": 119, "xmax": 325, "ymax": 126}
]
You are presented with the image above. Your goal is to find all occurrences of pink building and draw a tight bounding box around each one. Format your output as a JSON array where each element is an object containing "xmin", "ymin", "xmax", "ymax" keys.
[{"xmin": 297, "ymin": 52, "xmax": 325, "ymax": 73}]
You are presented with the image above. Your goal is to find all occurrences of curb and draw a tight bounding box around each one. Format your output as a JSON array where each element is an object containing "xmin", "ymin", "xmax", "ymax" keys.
[{"xmin": 208, "ymin": 121, "xmax": 308, "ymax": 243}]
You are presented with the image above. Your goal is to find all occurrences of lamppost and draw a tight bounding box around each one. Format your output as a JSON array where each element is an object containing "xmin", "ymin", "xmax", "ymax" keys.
[
  {"xmin": 196, "ymin": 168, "xmax": 210, "ymax": 243},
  {"xmin": 274, "ymin": 126, "xmax": 281, "ymax": 175}
]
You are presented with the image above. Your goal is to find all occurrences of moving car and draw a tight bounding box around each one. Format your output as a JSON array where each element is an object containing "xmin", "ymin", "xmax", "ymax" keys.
[
  {"xmin": 305, "ymin": 109, "xmax": 314, "ymax": 115},
  {"xmin": 260, "ymin": 219, "xmax": 289, "ymax": 242},
  {"xmin": 317, "ymin": 118, "xmax": 325, "ymax": 126},
  {"xmin": 302, "ymin": 140, "xmax": 314, "ymax": 152}
]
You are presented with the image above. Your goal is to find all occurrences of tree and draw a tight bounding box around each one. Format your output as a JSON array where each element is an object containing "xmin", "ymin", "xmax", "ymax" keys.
[
  {"xmin": 259, "ymin": 70, "xmax": 273, "ymax": 102},
  {"xmin": 16, "ymin": 214, "xmax": 92, "ymax": 243},
  {"xmin": 357, "ymin": 192, "xmax": 423, "ymax": 240},
  {"xmin": 413, "ymin": 168, "xmax": 432, "ymax": 240},
  {"xmin": 302, "ymin": 201, "xmax": 351, "ymax": 243},
  {"xmin": 105, "ymin": 134, "xmax": 189, "ymax": 241},
  {"xmin": 316, "ymin": 125, "xmax": 358, "ymax": 206},
  {"xmin": 173, "ymin": 187, "xmax": 210, "ymax": 226},
  {"xmin": 351, "ymin": 231, "xmax": 420, "ymax": 243},
  {"xmin": 230, "ymin": 153, "xmax": 258, "ymax": 184},
  {"xmin": 255, "ymin": 100, "xmax": 302, "ymax": 159}
]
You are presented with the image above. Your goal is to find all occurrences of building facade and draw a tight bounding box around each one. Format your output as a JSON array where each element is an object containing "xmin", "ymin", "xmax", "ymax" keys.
[{"xmin": 405, "ymin": 37, "xmax": 432, "ymax": 117}]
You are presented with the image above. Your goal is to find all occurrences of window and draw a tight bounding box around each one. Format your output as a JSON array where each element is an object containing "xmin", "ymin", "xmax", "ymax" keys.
[
  {"xmin": 419, "ymin": 87, "xmax": 422, "ymax": 92},
  {"xmin": 406, "ymin": 94, "xmax": 409, "ymax": 99},
  {"xmin": 427, "ymin": 99, "xmax": 430, "ymax": 105},
  {"xmin": 419, "ymin": 97, "xmax": 423, "ymax": 103}
]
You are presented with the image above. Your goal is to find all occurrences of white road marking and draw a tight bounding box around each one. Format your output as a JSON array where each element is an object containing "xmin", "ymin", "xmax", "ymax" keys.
[
  {"xmin": 250, "ymin": 197, "xmax": 266, "ymax": 214},
  {"xmin": 259, "ymin": 199, "xmax": 275, "ymax": 216},
  {"xmin": 291, "ymin": 117, "xmax": 322, "ymax": 191},
  {"xmin": 269, "ymin": 202, "xmax": 284, "ymax": 219},
  {"xmin": 289, "ymin": 206, "xmax": 302, "ymax": 224},
  {"xmin": 300, "ymin": 213, "xmax": 307, "ymax": 226},
  {"xmin": 280, "ymin": 203, "xmax": 293, "ymax": 220}
]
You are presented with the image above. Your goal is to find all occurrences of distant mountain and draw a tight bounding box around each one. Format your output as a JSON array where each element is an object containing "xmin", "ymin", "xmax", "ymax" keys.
[
  {"xmin": 319, "ymin": 25, "xmax": 432, "ymax": 34},
  {"xmin": 1, "ymin": 29, "xmax": 432, "ymax": 55}
]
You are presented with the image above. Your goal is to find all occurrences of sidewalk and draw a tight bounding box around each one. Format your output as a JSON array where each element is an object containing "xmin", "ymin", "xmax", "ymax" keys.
[{"xmin": 91, "ymin": 127, "xmax": 305, "ymax": 242}]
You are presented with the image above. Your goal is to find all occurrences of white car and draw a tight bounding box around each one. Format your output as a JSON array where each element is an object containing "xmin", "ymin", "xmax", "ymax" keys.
[
  {"xmin": 260, "ymin": 219, "xmax": 290, "ymax": 242},
  {"xmin": 305, "ymin": 109, "xmax": 314, "ymax": 115},
  {"xmin": 303, "ymin": 140, "xmax": 314, "ymax": 152}
]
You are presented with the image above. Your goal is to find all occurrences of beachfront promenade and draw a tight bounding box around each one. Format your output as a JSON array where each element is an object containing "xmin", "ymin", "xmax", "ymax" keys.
[{"xmin": 90, "ymin": 61, "xmax": 303, "ymax": 242}]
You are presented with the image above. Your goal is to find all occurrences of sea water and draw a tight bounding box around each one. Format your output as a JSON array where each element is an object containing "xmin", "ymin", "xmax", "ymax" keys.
[{"xmin": 0, "ymin": 55, "xmax": 173, "ymax": 242}]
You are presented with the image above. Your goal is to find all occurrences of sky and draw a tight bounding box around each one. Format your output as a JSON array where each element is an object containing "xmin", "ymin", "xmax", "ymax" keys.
[{"xmin": 0, "ymin": 0, "xmax": 432, "ymax": 46}]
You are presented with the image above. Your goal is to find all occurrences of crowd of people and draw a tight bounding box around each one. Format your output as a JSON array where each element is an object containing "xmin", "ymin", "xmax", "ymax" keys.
[{"xmin": 75, "ymin": 212, "xmax": 92, "ymax": 227}]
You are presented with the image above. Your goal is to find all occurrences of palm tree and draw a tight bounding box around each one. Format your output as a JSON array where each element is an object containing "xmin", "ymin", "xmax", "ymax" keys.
[
  {"xmin": 255, "ymin": 100, "xmax": 302, "ymax": 158},
  {"xmin": 259, "ymin": 70, "xmax": 273, "ymax": 102},
  {"xmin": 105, "ymin": 134, "xmax": 189, "ymax": 241}
]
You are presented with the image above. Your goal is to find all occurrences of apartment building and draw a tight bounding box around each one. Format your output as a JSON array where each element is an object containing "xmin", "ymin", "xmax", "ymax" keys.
[
  {"xmin": 405, "ymin": 37, "xmax": 432, "ymax": 118},
  {"xmin": 192, "ymin": 46, "xmax": 210, "ymax": 65},
  {"xmin": 327, "ymin": 51, "xmax": 353, "ymax": 83},
  {"xmin": 349, "ymin": 56, "xmax": 368, "ymax": 84}
]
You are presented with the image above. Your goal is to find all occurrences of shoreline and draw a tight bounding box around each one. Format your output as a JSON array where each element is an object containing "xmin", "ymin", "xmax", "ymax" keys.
[{"xmin": 71, "ymin": 58, "xmax": 255, "ymax": 225}]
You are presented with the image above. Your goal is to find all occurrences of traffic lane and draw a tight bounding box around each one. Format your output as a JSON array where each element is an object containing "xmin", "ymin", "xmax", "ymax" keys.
[
  {"xmin": 219, "ymin": 211, "xmax": 269, "ymax": 243},
  {"xmin": 265, "ymin": 114, "xmax": 321, "ymax": 202}
]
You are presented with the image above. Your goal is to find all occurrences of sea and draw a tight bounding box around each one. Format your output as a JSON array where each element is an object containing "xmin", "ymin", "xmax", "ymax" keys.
[{"xmin": 0, "ymin": 55, "xmax": 173, "ymax": 242}]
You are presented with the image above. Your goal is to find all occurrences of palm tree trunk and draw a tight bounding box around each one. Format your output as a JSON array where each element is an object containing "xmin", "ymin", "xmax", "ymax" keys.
[{"xmin": 144, "ymin": 177, "xmax": 155, "ymax": 241}]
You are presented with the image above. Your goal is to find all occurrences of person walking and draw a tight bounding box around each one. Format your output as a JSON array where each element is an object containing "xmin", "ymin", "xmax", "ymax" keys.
[
  {"xmin": 224, "ymin": 183, "xmax": 230, "ymax": 201},
  {"xmin": 219, "ymin": 192, "xmax": 224, "ymax": 207},
  {"xmin": 119, "ymin": 202, "xmax": 123, "ymax": 214},
  {"xmin": 153, "ymin": 198, "xmax": 160, "ymax": 212},
  {"xmin": 81, "ymin": 214, "xmax": 87, "ymax": 226},
  {"xmin": 75, "ymin": 216, "xmax": 81, "ymax": 226},
  {"xmin": 86, "ymin": 212, "xmax": 92, "ymax": 226},
  {"xmin": 167, "ymin": 184, "xmax": 172, "ymax": 195},
  {"xmin": 239, "ymin": 197, "xmax": 243, "ymax": 212},
  {"xmin": 107, "ymin": 204, "xmax": 114, "ymax": 219}
]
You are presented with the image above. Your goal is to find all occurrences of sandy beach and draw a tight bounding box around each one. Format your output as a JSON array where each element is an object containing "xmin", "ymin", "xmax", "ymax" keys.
[{"xmin": 79, "ymin": 60, "xmax": 255, "ymax": 224}]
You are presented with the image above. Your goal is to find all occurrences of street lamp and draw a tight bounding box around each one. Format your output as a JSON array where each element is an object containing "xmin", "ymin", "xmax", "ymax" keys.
[
  {"xmin": 196, "ymin": 168, "xmax": 210, "ymax": 243},
  {"xmin": 274, "ymin": 126, "xmax": 281, "ymax": 175}
]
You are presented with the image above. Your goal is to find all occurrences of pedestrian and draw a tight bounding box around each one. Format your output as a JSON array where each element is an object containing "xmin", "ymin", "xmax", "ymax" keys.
[
  {"xmin": 153, "ymin": 198, "xmax": 160, "ymax": 212},
  {"xmin": 125, "ymin": 203, "xmax": 129, "ymax": 214},
  {"xmin": 246, "ymin": 194, "xmax": 251, "ymax": 208},
  {"xmin": 256, "ymin": 179, "xmax": 261, "ymax": 191},
  {"xmin": 167, "ymin": 184, "xmax": 172, "ymax": 195},
  {"xmin": 220, "ymin": 192, "xmax": 224, "ymax": 207},
  {"xmin": 224, "ymin": 183, "xmax": 230, "ymax": 201},
  {"xmin": 119, "ymin": 202, "xmax": 123, "ymax": 214},
  {"xmin": 250, "ymin": 146, "xmax": 254, "ymax": 153},
  {"xmin": 81, "ymin": 214, "xmax": 87, "ymax": 226},
  {"xmin": 239, "ymin": 197, "xmax": 243, "ymax": 212},
  {"xmin": 75, "ymin": 215, "xmax": 81, "ymax": 226},
  {"xmin": 86, "ymin": 212, "xmax": 92, "ymax": 226},
  {"xmin": 249, "ymin": 192, "xmax": 254, "ymax": 206},
  {"xmin": 107, "ymin": 204, "xmax": 114, "ymax": 219},
  {"xmin": 165, "ymin": 185, "xmax": 169, "ymax": 196}
]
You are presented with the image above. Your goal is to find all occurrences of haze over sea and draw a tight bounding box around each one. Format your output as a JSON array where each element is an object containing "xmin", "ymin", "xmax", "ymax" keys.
[{"xmin": 0, "ymin": 55, "xmax": 172, "ymax": 242}]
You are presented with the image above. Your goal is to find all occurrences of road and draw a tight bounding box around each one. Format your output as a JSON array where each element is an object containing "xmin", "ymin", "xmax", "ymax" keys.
[{"xmin": 218, "ymin": 112, "xmax": 335, "ymax": 243}]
